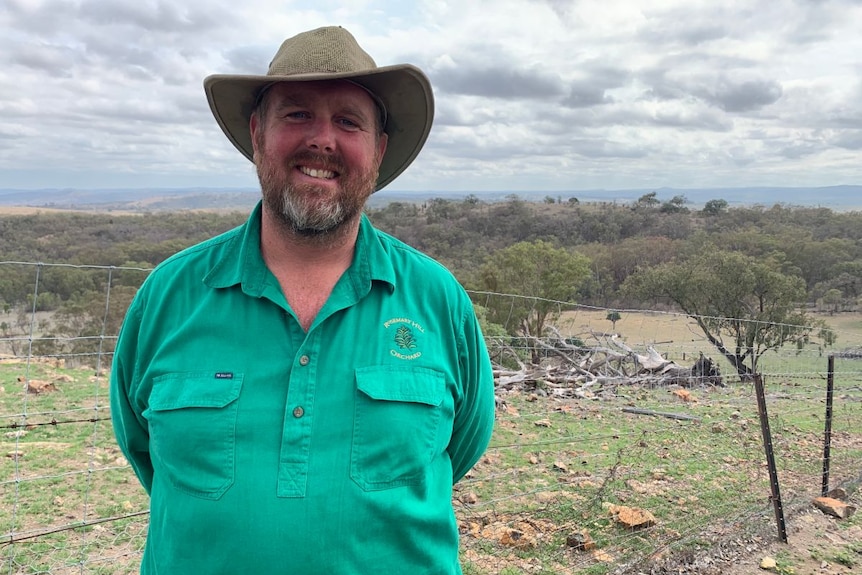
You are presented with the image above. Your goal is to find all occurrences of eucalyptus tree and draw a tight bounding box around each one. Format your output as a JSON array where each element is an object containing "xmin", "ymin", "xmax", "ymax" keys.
[
  {"xmin": 622, "ymin": 248, "xmax": 820, "ymax": 379},
  {"xmin": 477, "ymin": 240, "xmax": 591, "ymax": 362}
]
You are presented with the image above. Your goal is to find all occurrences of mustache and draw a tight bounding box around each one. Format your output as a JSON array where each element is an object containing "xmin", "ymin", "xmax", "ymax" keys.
[{"xmin": 286, "ymin": 151, "xmax": 347, "ymax": 175}]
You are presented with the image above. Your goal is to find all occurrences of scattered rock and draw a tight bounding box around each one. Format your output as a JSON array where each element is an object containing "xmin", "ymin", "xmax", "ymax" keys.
[
  {"xmin": 591, "ymin": 549, "xmax": 614, "ymax": 562},
  {"xmin": 812, "ymin": 496, "xmax": 856, "ymax": 519},
  {"xmin": 21, "ymin": 378, "xmax": 58, "ymax": 394},
  {"xmin": 605, "ymin": 503, "xmax": 657, "ymax": 529},
  {"xmin": 759, "ymin": 556, "xmax": 777, "ymax": 570},
  {"xmin": 480, "ymin": 453, "xmax": 501, "ymax": 466},
  {"xmin": 500, "ymin": 528, "xmax": 536, "ymax": 549},
  {"xmin": 535, "ymin": 491, "xmax": 556, "ymax": 503},
  {"xmin": 565, "ymin": 530, "xmax": 596, "ymax": 551},
  {"xmin": 461, "ymin": 491, "xmax": 479, "ymax": 505},
  {"xmin": 824, "ymin": 487, "xmax": 847, "ymax": 501}
]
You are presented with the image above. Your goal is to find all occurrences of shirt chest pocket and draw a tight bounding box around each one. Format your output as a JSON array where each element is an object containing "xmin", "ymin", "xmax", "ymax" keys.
[
  {"xmin": 144, "ymin": 373, "xmax": 244, "ymax": 500},
  {"xmin": 351, "ymin": 366, "xmax": 450, "ymax": 491}
]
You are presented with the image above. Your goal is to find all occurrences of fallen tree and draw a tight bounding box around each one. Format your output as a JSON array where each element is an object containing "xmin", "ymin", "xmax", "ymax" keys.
[{"xmin": 489, "ymin": 327, "xmax": 723, "ymax": 399}]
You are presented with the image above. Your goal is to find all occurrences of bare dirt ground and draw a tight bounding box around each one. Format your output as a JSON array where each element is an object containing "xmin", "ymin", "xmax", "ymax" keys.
[
  {"xmin": 639, "ymin": 483, "xmax": 861, "ymax": 575},
  {"xmin": 720, "ymin": 494, "xmax": 861, "ymax": 575}
]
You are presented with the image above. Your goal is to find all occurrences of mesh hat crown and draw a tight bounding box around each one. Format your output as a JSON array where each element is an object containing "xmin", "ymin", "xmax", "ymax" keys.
[{"xmin": 204, "ymin": 26, "xmax": 434, "ymax": 191}]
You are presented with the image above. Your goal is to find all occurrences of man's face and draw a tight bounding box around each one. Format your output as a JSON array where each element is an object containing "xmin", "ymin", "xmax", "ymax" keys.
[{"xmin": 250, "ymin": 80, "xmax": 388, "ymax": 238}]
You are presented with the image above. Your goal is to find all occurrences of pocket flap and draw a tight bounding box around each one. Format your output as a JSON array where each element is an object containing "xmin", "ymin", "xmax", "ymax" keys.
[
  {"xmin": 148, "ymin": 372, "xmax": 244, "ymax": 411},
  {"xmin": 355, "ymin": 366, "xmax": 445, "ymax": 406}
]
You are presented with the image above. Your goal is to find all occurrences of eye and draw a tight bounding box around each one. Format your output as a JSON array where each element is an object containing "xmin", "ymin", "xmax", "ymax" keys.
[
  {"xmin": 336, "ymin": 117, "xmax": 362, "ymax": 130},
  {"xmin": 285, "ymin": 111, "xmax": 311, "ymax": 120}
]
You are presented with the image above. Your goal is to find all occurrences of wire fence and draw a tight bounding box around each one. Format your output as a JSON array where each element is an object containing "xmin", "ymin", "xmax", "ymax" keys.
[{"xmin": 1, "ymin": 262, "xmax": 860, "ymax": 574}]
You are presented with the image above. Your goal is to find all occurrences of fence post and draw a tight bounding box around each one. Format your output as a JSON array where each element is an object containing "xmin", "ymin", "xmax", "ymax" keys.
[
  {"xmin": 753, "ymin": 373, "xmax": 788, "ymax": 543},
  {"xmin": 821, "ymin": 355, "xmax": 835, "ymax": 496}
]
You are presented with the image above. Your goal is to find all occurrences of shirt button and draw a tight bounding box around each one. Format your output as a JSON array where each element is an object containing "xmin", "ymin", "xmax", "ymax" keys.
[
  {"xmin": 293, "ymin": 406, "xmax": 305, "ymax": 418},
  {"xmin": 299, "ymin": 355, "xmax": 310, "ymax": 366}
]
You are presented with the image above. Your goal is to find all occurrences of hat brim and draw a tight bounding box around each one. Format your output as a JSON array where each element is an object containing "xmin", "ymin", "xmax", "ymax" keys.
[{"xmin": 203, "ymin": 64, "xmax": 434, "ymax": 192}]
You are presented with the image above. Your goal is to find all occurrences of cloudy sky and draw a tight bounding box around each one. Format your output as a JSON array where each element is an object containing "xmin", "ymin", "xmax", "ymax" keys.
[{"xmin": 2, "ymin": 0, "xmax": 861, "ymax": 193}]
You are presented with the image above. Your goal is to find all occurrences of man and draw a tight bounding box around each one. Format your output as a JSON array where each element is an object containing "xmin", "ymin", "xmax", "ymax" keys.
[{"xmin": 110, "ymin": 26, "xmax": 495, "ymax": 575}]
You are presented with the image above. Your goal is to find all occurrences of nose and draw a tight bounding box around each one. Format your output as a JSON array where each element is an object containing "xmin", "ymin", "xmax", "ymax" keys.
[{"xmin": 305, "ymin": 118, "xmax": 336, "ymax": 154}]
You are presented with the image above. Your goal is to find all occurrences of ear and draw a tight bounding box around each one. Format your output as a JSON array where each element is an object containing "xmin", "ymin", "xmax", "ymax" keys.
[
  {"xmin": 375, "ymin": 132, "xmax": 388, "ymax": 167},
  {"xmin": 250, "ymin": 112, "xmax": 262, "ymax": 154}
]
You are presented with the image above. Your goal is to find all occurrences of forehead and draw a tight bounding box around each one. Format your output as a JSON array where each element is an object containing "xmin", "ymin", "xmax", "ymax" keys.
[{"xmin": 264, "ymin": 80, "xmax": 378, "ymax": 113}]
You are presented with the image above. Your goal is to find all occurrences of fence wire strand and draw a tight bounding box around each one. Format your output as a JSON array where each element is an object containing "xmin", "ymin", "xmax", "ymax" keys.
[{"xmin": 1, "ymin": 262, "xmax": 861, "ymax": 574}]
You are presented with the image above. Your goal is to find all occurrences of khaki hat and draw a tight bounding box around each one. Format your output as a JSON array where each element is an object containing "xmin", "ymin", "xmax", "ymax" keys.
[{"xmin": 204, "ymin": 26, "xmax": 434, "ymax": 191}]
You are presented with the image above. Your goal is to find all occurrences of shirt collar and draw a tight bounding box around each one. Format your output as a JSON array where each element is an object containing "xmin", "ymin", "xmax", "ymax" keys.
[
  {"xmin": 204, "ymin": 202, "xmax": 396, "ymax": 296},
  {"xmin": 351, "ymin": 212, "xmax": 396, "ymax": 294}
]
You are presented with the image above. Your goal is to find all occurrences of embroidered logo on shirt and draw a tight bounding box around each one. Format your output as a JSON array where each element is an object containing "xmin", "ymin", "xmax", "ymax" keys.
[
  {"xmin": 384, "ymin": 317, "xmax": 424, "ymax": 360},
  {"xmin": 395, "ymin": 326, "xmax": 417, "ymax": 350}
]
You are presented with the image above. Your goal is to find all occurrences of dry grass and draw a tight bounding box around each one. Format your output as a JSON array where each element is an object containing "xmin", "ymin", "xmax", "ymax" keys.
[{"xmin": 2, "ymin": 311, "xmax": 861, "ymax": 574}]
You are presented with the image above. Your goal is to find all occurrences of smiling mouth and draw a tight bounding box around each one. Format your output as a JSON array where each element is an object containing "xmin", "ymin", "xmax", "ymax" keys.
[{"xmin": 299, "ymin": 166, "xmax": 337, "ymax": 180}]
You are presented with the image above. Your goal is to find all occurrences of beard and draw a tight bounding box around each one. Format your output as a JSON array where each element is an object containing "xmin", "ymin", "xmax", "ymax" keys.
[{"xmin": 255, "ymin": 145, "xmax": 378, "ymax": 239}]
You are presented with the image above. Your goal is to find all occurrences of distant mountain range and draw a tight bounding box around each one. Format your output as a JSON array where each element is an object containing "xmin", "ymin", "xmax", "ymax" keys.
[{"xmin": 0, "ymin": 185, "xmax": 860, "ymax": 212}]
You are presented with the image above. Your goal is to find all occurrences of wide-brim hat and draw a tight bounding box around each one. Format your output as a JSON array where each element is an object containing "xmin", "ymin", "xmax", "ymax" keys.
[{"xmin": 203, "ymin": 26, "xmax": 434, "ymax": 192}]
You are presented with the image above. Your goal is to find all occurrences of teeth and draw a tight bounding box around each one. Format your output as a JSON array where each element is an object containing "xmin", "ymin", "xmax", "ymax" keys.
[{"xmin": 300, "ymin": 166, "xmax": 336, "ymax": 179}]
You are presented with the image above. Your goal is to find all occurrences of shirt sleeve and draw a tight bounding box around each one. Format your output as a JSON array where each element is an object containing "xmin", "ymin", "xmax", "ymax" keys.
[
  {"xmin": 448, "ymin": 304, "xmax": 495, "ymax": 483},
  {"xmin": 110, "ymin": 298, "xmax": 154, "ymax": 495}
]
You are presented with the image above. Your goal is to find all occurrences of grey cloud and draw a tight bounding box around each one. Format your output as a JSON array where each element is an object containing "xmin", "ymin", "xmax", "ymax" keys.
[
  {"xmin": 643, "ymin": 85, "xmax": 688, "ymax": 102},
  {"xmin": 567, "ymin": 139, "xmax": 648, "ymax": 159},
  {"xmin": 825, "ymin": 108, "xmax": 862, "ymax": 130},
  {"xmin": 650, "ymin": 109, "xmax": 734, "ymax": 131},
  {"xmin": 560, "ymin": 67, "xmax": 629, "ymax": 109},
  {"xmin": 561, "ymin": 86, "xmax": 612, "ymax": 108},
  {"xmin": 432, "ymin": 66, "xmax": 565, "ymax": 99},
  {"xmin": 11, "ymin": 43, "xmax": 83, "ymax": 76},
  {"xmin": 635, "ymin": 4, "xmax": 754, "ymax": 48},
  {"xmin": 222, "ymin": 46, "xmax": 276, "ymax": 74},
  {"xmin": 780, "ymin": 142, "xmax": 822, "ymax": 159},
  {"xmin": 0, "ymin": 125, "xmax": 35, "ymax": 140},
  {"xmin": 536, "ymin": 101, "xmax": 733, "ymax": 133},
  {"xmin": 832, "ymin": 130, "xmax": 862, "ymax": 150},
  {"xmin": 426, "ymin": 128, "xmax": 648, "ymax": 163},
  {"xmin": 533, "ymin": 0, "xmax": 573, "ymax": 20},
  {"xmin": 781, "ymin": 0, "xmax": 850, "ymax": 44},
  {"xmin": 5, "ymin": 0, "xmax": 227, "ymax": 39},
  {"xmin": 65, "ymin": 91, "xmax": 208, "ymax": 126},
  {"xmin": 638, "ymin": 20, "xmax": 730, "ymax": 47},
  {"xmin": 638, "ymin": 52, "xmax": 761, "ymax": 103},
  {"xmin": 703, "ymin": 79, "xmax": 783, "ymax": 112},
  {"xmin": 433, "ymin": 102, "xmax": 500, "ymax": 128},
  {"xmin": 72, "ymin": 29, "xmax": 204, "ymax": 86},
  {"xmin": 649, "ymin": 51, "xmax": 762, "ymax": 77},
  {"xmin": 78, "ymin": 0, "xmax": 225, "ymax": 33},
  {"xmin": 640, "ymin": 61, "xmax": 784, "ymax": 113},
  {"xmin": 2, "ymin": 0, "xmax": 80, "ymax": 35}
]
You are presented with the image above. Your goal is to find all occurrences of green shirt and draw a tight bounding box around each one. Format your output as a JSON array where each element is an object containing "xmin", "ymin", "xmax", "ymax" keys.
[{"xmin": 110, "ymin": 203, "xmax": 495, "ymax": 575}]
